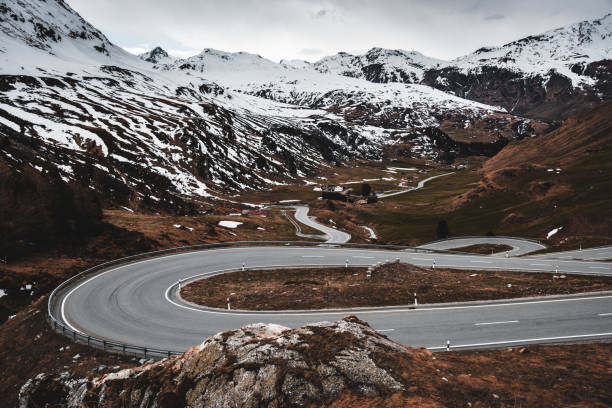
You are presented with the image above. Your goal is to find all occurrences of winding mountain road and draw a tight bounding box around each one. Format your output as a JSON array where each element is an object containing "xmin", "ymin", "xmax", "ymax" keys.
[
  {"xmin": 417, "ymin": 237, "xmax": 546, "ymax": 257},
  {"xmin": 287, "ymin": 205, "xmax": 351, "ymax": 243},
  {"xmin": 49, "ymin": 182, "xmax": 612, "ymax": 354},
  {"xmin": 378, "ymin": 172, "xmax": 454, "ymax": 199},
  {"xmin": 527, "ymin": 246, "xmax": 612, "ymax": 261},
  {"xmin": 53, "ymin": 245, "xmax": 612, "ymax": 354}
]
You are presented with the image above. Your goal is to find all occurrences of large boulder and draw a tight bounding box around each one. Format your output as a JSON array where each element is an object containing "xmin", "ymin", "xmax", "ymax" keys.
[{"xmin": 18, "ymin": 317, "xmax": 442, "ymax": 407}]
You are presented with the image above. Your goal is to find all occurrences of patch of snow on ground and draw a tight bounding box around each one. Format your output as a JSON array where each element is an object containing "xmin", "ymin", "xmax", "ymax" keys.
[
  {"xmin": 173, "ymin": 224, "xmax": 194, "ymax": 231},
  {"xmin": 547, "ymin": 227, "xmax": 563, "ymax": 239},
  {"xmin": 218, "ymin": 220, "xmax": 243, "ymax": 228},
  {"xmin": 362, "ymin": 226, "xmax": 377, "ymax": 239},
  {"xmin": 0, "ymin": 289, "xmax": 6, "ymax": 298}
]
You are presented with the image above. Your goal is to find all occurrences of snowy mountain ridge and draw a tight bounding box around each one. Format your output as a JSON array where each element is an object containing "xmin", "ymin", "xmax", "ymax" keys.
[
  {"xmin": 452, "ymin": 13, "xmax": 612, "ymax": 86},
  {"xmin": 138, "ymin": 46, "xmax": 174, "ymax": 65},
  {"xmin": 0, "ymin": 0, "xmax": 606, "ymax": 210},
  {"xmin": 142, "ymin": 14, "xmax": 610, "ymax": 120},
  {"xmin": 3, "ymin": 0, "xmax": 530, "ymax": 209},
  {"xmin": 307, "ymin": 14, "xmax": 612, "ymax": 87}
]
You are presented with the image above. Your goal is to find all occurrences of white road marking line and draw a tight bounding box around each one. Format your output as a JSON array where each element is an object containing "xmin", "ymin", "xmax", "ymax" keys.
[
  {"xmin": 471, "ymin": 260, "xmax": 492, "ymax": 264},
  {"xmin": 475, "ymin": 320, "xmax": 519, "ymax": 326},
  {"xmin": 411, "ymin": 258, "xmax": 434, "ymax": 261},
  {"xmin": 598, "ymin": 313, "xmax": 612, "ymax": 316},
  {"xmin": 530, "ymin": 263, "xmax": 550, "ymax": 266},
  {"xmin": 352, "ymin": 256, "xmax": 375, "ymax": 259},
  {"xmin": 427, "ymin": 332, "xmax": 612, "ymax": 350},
  {"xmin": 377, "ymin": 329, "xmax": 395, "ymax": 332},
  {"xmin": 302, "ymin": 255, "xmax": 324, "ymax": 258},
  {"xmin": 589, "ymin": 266, "xmax": 609, "ymax": 270},
  {"xmin": 60, "ymin": 246, "xmax": 612, "ymax": 333}
]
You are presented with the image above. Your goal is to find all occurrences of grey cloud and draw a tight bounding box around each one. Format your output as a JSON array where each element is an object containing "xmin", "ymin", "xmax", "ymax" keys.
[
  {"xmin": 314, "ymin": 9, "xmax": 328, "ymax": 18},
  {"xmin": 299, "ymin": 48, "xmax": 323, "ymax": 55},
  {"xmin": 66, "ymin": 0, "xmax": 612, "ymax": 62},
  {"xmin": 485, "ymin": 14, "xmax": 505, "ymax": 20}
]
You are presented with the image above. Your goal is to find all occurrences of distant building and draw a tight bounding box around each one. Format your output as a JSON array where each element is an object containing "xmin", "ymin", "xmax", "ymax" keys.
[{"xmin": 242, "ymin": 209, "xmax": 267, "ymax": 216}]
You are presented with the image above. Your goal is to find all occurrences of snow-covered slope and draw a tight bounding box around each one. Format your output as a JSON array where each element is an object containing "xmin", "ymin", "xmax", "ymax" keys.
[
  {"xmin": 312, "ymin": 48, "xmax": 445, "ymax": 83},
  {"xmin": 156, "ymin": 47, "xmax": 537, "ymax": 139},
  {"xmin": 0, "ymin": 0, "xmax": 385, "ymax": 208},
  {"xmin": 309, "ymin": 14, "xmax": 611, "ymax": 119},
  {"xmin": 313, "ymin": 15, "xmax": 611, "ymax": 87},
  {"xmin": 0, "ymin": 0, "xmax": 142, "ymax": 74},
  {"xmin": 138, "ymin": 46, "xmax": 175, "ymax": 64},
  {"xmin": 0, "ymin": 0, "xmax": 553, "ymax": 210},
  {"xmin": 452, "ymin": 13, "xmax": 612, "ymax": 86}
]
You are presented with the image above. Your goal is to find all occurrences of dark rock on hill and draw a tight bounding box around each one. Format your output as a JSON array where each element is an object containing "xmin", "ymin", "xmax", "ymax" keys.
[{"xmin": 421, "ymin": 65, "xmax": 608, "ymax": 120}]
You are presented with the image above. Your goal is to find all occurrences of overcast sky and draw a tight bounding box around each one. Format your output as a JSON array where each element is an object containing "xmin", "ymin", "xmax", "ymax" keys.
[{"xmin": 67, "ymin": 0, "xmax": 612, "ymax": 62}]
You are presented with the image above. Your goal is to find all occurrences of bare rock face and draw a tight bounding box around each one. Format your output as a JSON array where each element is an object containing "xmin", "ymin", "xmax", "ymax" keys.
[{"xmin": 18, "ymin": 317, "xmax": 439, "ymax": 407}]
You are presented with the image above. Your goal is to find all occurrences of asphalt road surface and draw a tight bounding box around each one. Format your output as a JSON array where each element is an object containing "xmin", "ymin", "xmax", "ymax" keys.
[
  {"xmin": 56, "ymin": 245, "xmax": 612, "ymax": 353},
  {"xmin": 417, "ymin": 237, "xmax": 546, "ymax": 257},
  {"xmin": 290, "ymin": 205, "xmax": 351, "ymax": 243},
  {"xmin": 527, "ymin": 246, "xmax": 612, "ymax": 261},
  {"xmin": 378, "ymin": 172, "xmax": 454, "ymax": 199},
  {"xmin": 281, "ymin": 208, "xmax": 327, "ymax": 241}
]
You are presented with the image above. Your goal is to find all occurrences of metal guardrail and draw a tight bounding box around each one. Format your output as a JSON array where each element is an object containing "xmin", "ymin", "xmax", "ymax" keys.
[
  {"xmin": 47, "ymin": 316, "xmax": 182, "ymax": 359},
  {"xmin": 47, "ymin": 240, "xmax": 426, "ymax": 359},
  {"xmin": 47, "ymin": 238, "xmax": 548, "ymax": 358}
]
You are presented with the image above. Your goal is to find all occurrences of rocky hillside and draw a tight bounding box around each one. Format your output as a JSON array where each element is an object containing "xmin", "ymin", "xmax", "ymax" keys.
[
  {"xmin": 451, "ymin": 101, "xmax": 612, "ymax": 244},
  {"xmin": 18, "ymin": 317, "xmax": 440, "ymax": 407},
  {"xmin": 0, "ymin": 0, "xmax": 381, "ymax": 206},
  {"xmin": 310, "ymin": 14, "xmax": 612, "ymax": 120},
  {"xmin": 16, "ymin": 316, "xmax": 612, "ymax": 407},
  {"xmin": 481, "ymin": 100, "xmax": 612, "ymax": 172},
  {"xmin": 2, "ymin": 0, "xmax": 607, "ymax": 211},
  {"xmin": 0, "ymin": 0, "xmax": 541, "ymax": 210}
]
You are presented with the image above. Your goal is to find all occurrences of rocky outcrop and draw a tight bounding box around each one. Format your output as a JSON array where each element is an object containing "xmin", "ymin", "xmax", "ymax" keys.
[
  {"xmin": 18, "ymin": 317, "xmax": 444, "ymax": 407},
  {"xmin": 312, "ymin": 14, "xmax": 612, "ymax": 121},
  {"xmin": 139, "ymin": 46, "xmax": 171, "ymax": 64},
  {"xmin": 421, "ymin": 64, "xmax": 609, "ymax": 121}
]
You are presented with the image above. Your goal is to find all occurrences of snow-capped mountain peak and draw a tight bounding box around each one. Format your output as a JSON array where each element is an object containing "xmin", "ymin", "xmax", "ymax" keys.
[
  {"xmin": 165, "ymin": 48, "xmax": 281, "ymax": 72},
  {"xmin": 0, "ymin": 0, "xmax": 606, "ymax": 210},
  {"xmin": 138, "ymin": 46, "xmax": 173, "ymax": 64},
  {"xmin": 279, "ymin": 59, "xmax": 313, "ymax": 70},
  {"xmin": 311, "ymin": 47, "xmax": 445, "ymax": 83},
  {"xmin": 453, "ymin": 13, "xmax": 612, "ymax": 85}
]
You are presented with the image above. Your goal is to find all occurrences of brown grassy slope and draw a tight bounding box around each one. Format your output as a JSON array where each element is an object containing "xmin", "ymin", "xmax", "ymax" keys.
[
  {"xmin": 0, "ymin": 296, "xmax": 139, "ymax": 404},
  {"xmin": 0, "ymin": 159, "xmax": 103, "ymax": 259},
  {"xmin": 15, "ymin": 313, "xmax": 612, "ymax": 408},
  {"xmin": 449, "ymin": 244, "xmax": 513, "ymax": 254},
  {"xmin": 347, "ymin": 102, "xmax": 612, "ymax": 246},
  {"xmin": 104, "ymin": 207, "xmax": 306, "ymax": 248},
  {"xmin": 181, "ymin": 264, "xmax": 612, "ymax": 310},
  {"xmin": 330, "ymin": 341, "xmax": 612, "ymax": 407},
  {"xmin": 482, "ymin": 100, "xmax": 612, "ymax": 172},
  {"xmin": 454, "ymin": 100, "xmax": 612, "ymax": 244}
]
